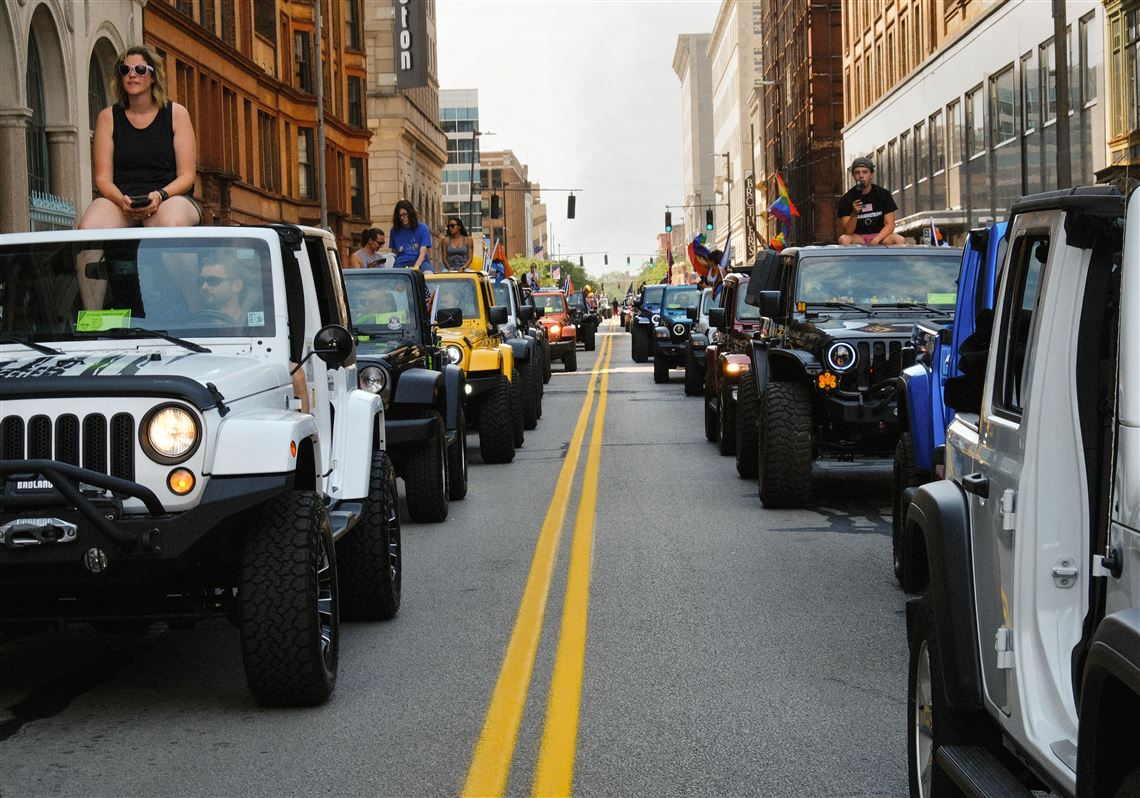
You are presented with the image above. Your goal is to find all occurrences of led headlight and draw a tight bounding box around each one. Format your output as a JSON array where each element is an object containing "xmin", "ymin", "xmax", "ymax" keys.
[
  {"xmin": 672, "ymin": 323, "xmax": 686, "ymax": 337},
  {"xmin": 359, "ymin": 365, "xmax": 388, "ymax": 394},
  {"xmin": 142, "ymin": 404, "xmax": 199, "ymax": 464},
  {"xmin": 446, "ymin": 345, "xmax": 464, "ymax": 365},
  {"xmin": 826, "ymin": 342, "xmax": 857, "ymax": 372},
  {"xmin": 550, "ymin": 324, "xmax": 561, "ymax": 337},
  {"xmin": 651, "ymin": 314, "xmax": 661, "ymax": 325}
]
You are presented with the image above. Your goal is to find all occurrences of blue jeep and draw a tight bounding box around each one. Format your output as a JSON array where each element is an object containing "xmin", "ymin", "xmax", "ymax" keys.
[
  {"xmin": 652, "ymin": 284, "xmax": 700, "ymax": 383},
  {"xmin": 629, "ymin": 284, "xmax": 664, "ymax": 363},
  {"xmin": 891, "ymin": 223, "xmax": 1005, "ymax": 588}
]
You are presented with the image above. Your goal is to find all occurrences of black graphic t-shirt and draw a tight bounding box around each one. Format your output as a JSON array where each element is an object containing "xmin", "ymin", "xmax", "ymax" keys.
[{"xmin": 836, "ymin": 185, "xmax": 898, "ymax": 235}]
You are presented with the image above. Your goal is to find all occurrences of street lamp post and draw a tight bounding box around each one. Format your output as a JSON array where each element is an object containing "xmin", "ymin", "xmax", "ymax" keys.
[{"xmin": 720, "ymin": 152, "xmax": 732, "ymax": 260}]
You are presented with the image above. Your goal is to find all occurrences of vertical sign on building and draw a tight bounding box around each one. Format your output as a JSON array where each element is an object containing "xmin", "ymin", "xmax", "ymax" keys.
[
  {"xmin": 743, "ymin": 172, "xmax": 758, "ymax": 261},
  {"xmin": 394, "ymin": 0, "xmax": 429, "ymax": 90}
]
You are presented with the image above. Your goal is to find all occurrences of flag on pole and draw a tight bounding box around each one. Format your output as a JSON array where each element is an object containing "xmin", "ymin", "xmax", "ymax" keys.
[
  {"xmin": 565, "ymin": 274, "xmax": 574, "ymax": 295},
  {"xmin": 767, "ymin": 172, "xmax": 799, "ymax": 225},
  {"xmin": 928, "ymin": 219, "xmax": 947, "ymax": 247},
  {"xmin": 552, "ymin": 264, "xmax": 561, "ymax": 283},
  {"xmin": 625, "ymin": 283, "xmax": 634, "ymax": 298},
  {"xmin": 687, "ymin": 233, "xmax": 712, "ymax": 277},
  {"xmin": 769, "ymin": 231, "xmax": 787, "ymax": 251},
  {"xmin": 490, "ymin": 240, "xmax": 513, "ymax": 279}
]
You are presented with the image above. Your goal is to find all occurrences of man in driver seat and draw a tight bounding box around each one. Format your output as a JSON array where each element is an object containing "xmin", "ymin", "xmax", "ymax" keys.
[{"xmin": 197, "ymin": 257, "xmax": 247, "ymax": 325}]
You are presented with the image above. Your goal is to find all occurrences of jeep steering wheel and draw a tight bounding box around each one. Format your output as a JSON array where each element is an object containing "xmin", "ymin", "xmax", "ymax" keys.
[{"xmin": 186, "ymin": 309, "xmax": 236, "ymax": 326}]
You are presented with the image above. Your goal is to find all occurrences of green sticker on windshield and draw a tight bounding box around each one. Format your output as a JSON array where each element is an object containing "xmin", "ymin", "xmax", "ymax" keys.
[
  {"xmin": 926, "ymin": 292, "xmax": 956, "ymax": 305},
  {"xmin": 76, "ymin": 309, "xmax": 131, "ymax": 331}
]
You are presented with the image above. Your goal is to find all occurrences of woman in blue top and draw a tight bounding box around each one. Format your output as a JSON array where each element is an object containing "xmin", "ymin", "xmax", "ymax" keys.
[{"xmin": 389, "ymin": 199, "xmax": 433, "ymax": 273}]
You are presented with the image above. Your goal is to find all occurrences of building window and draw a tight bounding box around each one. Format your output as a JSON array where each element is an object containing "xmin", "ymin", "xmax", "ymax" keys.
[
  {"xmin": 258, "ymin": 111, "xmax": 280, "ymax": 193},
  {"xmin": 87, "ymin": 53, "xmax": 108, "ymax": 135},
  {"xmin": 345, "ymin": 0, "xmax": 361, "ymax": 49},
  {"xmin": 913, "ymin": 4, "xmax": 923, "ymax": 65},
  {"xmin": 947, "ymin": 99, "xmax": 962, "ymax": 166},
  {"xmin": 221, "ymin": 1, "xmax": 236, "ymax": 46},
  {"xmin": 298, "ymin": 127, "xmax": 315, "ymax": 199},
  {"xmin": 350, "ymin": 157, "xmax": 365, "ymax": 218},
  {"xmin": 900, "ymin": 130, "xmax": 911, "ymax": 188},
  {"xmin": 26, "ymin": 37, "xmax": 49, "ymax": 194},
  {"xmin": 990, "ymin": 66, "xmax": 1016, "ymax": 145},
  {"xmin": 198, "ymin": 0, "xmax": 215, "ymax": 33},
  {"xmin": 294, "ymin": 31, "xmax": 313, "ymax": 92},
  {"xmin": 347, "ymin": 76, "xmax": 363, "ymax": 127},
  {"xmin": 175, "ymin": 0, "xmax": 193, "ymax": 17},
  {"xmin": 1081, "ymin": 12, "xmax": 1098, "ymax": 106},
  {"xmin": 254, "ymin": 1, "xmax": 276, "ymax": 42},
  {"xmin": 966, "ymin": 84, "xmax": 985, "ymax": 158},
  {"xmin": 1042, "ymin": 39, "xmax": 1058, "ymax": 124},
  {"xmin": 222, "ymin": 88, "xmax": 238, "ymax": 175}
]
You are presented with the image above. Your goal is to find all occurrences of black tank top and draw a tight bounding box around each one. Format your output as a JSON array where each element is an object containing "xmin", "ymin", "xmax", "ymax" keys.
[{"xmin": 112, "ymin": 103, "xmax": 179, "ymax": 197}]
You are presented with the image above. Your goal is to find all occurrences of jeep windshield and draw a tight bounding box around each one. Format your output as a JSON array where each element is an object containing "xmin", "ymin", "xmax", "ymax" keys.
[
  {"xmin": 491, "ymin": 282, "xmax": 514, "ymax": 312},
  {"xmin": 795, "ymin": 253, "xmax": 960, "ymax": 309},
  {"xmin": 735, "ymin": 284, "xmax": 762, "ymax": 321},
  {"xmin": 0, "ymin": 236, "xmax": 276, "ymax": 342},
  {"xmin": 663, "ymin": 286, "xmax": 699, "ymax": 310},
  {"xmin": 426, "ymin": 278, "xmax": 480, "ymax": 320},
  {"xmin": 535, "ymin": 294, "xmax": 565, "ymax": 313},
  {"xmin": 345, "ymin": 271, "xmax": 421, "ymax": 337},
  {"xmin": 641, "ymin": 286, "xmax": 665, "ymax": 306}
]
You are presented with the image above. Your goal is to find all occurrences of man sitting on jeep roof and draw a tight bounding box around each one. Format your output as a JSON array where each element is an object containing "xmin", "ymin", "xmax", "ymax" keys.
[{"xmin": 837, "ymin": 157, "xmax": 906, "ymax": 246}]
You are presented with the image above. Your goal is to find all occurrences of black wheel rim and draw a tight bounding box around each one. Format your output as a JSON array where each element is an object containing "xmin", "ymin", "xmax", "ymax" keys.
[{"xmin": 316, "ymin": 535, "xmax": 335, "ymax": 668}]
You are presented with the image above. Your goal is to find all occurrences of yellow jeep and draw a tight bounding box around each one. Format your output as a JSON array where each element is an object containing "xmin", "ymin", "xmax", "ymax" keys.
[{"xmin": 426, "ymin": 271, "xmax": 521, "ymax": 463}]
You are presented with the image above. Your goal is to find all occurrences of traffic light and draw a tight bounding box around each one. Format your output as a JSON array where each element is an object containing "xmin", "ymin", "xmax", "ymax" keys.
[
  {"xmin": 490, "ymin": 194, "xmax": 500, "ymax": 217},
  {"xmin": 567, "ymin": 194, "xmax": 576, "ymax": 219},
  {"xmin": 705, "ymin": 208, "xmax": 714, "ymax": 230},
  {"xmin": 626, "ymin": 256, "xmax": 630, "ymax": 266},
  {"xmin": 579, "ymin": 256, "xmax": 584, "ymax": 267},
  {"xmin": 665, "ymin": 211, "xmax": 673, "ymax": 232},
  {"xmin": 604, "ymin": 253, "xmax": 608, "ymax": 265}
]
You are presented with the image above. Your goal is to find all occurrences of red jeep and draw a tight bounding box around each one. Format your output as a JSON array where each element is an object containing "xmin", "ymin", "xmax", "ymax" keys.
[{"xmin": 533, "ymin": 290, "xmax": 578, "ymax": 372}]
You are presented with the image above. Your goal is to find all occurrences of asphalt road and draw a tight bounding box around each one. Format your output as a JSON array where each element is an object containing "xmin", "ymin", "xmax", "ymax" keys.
[{"xmin": 0, "ymin": 322, "xmax": 909, "ymax": 798}]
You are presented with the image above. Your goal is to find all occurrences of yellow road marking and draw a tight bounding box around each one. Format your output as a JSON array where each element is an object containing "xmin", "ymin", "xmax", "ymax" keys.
[
  {"xmin": 462, "ymin": 334, "xmax": 614, "ymax": 798},
  {"xmin": 532, "ymin": 331, "xmax": 614, "ymax": 797}
]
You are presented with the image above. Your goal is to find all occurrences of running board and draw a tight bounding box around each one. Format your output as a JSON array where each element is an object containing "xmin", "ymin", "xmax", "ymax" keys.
[
  {"xmin": 936, "ymin": 746, "xmax": 1033, "ymax": 798},
  {"xmin": 328, "ymin": 502, "xmax": 363, "ymax": 542}
]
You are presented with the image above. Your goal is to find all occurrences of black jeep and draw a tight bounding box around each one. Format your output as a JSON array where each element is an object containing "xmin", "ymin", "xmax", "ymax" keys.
[
  {"xmin": 651, "ymin": 284, "xmax": 700, "ymax": 384},
  {"xmin": 567, "ymin": 290, "xmax": 599, "ymax": 351},
  {"xmin": 344, "ymin": 268, "xmax": 467, "ymax": 522},
  {"xmin": 743, "ymin": 246, "xmax": 961, "ymax": 507},
  {"xmin": 491, "ymin": 277, "xmax": 545, "ymax": 429},
  {"xmin": 629, "ymin": 284, "xmax": 665, "ymax": 363}
]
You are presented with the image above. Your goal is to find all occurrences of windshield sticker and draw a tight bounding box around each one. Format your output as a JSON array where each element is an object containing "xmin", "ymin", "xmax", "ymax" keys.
[
  {"xmin": 76, "ymin": 309, "xmax": 131, "ymax": 331},
  {"xmin": 247, "ymin": 311, "xmax": 265, "ymax": 326},
  {"xmin": 926, "ymin": 292, "xmax": 956, "ymax": 304},
  {"xmin": 387, "ymin": 317, "xmax": 402, "ymax": 330}
]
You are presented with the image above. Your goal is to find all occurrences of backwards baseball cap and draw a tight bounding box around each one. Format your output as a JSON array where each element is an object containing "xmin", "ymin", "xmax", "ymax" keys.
[{"xmin": 850, "ymin": 156, "xmax": 875, "ymax": 173}]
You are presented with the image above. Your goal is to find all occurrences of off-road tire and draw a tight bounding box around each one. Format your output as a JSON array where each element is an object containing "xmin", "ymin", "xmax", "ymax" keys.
[
  {"xmin": 758, "ymin": 381, "xmax": 813, "ymax": 508},
  {"xmin": 541, "ymin": 338, "xmax": 552, "ymax": 383},
  {"xmin": 631, "ymin": 327, "xmax": 648, "ymax": 362},
  {"xmin": 893, "ymin": 431, "xmax": 922, "ymax": 586},
  {"xmin": 563, "ymin": 348, "xmax": 578, "ymax": 372},
  {"xmin": 716, "ymin": 384, "xmax": 737, "ymax": 456},
  {"xmin": 447, "ymin": 403, "xmax": 468, "ymax": 500},
  {"xmin": 478, "ymin": 375, "xmax": 516, "ymax": 463},
  {"xmin": 653, "ymin": 352, "xmax": 669, "ymax": 383},
  {"xmin": 239, "ymin": 490, "xmax": 338, "ymax": 707},
  {"xmin": 735, "ymin": 372, "xmax": 759, "ymax": 479},
  {"xmin": 684, "ymin": 348, "xmax": 703, "ymax": 396},
  {"xmin": 532, "ymin": 355, "xmax": 544, "ymax": 417},
  {"xmin": 908, "ymin": 598, "xmax": 987, "ymax": 798},
  {"xmin": 404, "ymin": 413, "xmax": 449, "ymax": 523},
  {"xmin": 339, "ymin": 451, "xmax": 401, "ymax": 620},
  {"xmin": 510, "ymin": 378, "xmax": 525, "ymax": 448},
  {"xmin": 518, "ymin": 361, "xmax": 538, "ymax": 430},
  {"xmin": 704, "ymin": 394, "xmax": 719, "ymax": 442},
  {"xmin": 584, "ymin": 325, "xmax": 596, "ymax": 351}
]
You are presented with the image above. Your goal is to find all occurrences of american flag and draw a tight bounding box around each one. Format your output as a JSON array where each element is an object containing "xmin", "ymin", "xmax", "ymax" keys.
[{"xmin": 533, "ymin": 244, "xmax": 543, "ymax": 256}]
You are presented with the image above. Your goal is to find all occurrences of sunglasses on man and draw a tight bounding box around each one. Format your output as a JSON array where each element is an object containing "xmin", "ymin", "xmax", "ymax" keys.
[
  {"xmin": 118, "ymin": 63, "xmax": 155, "ymax": 77},
  {"xmin": 200, "ymin": 275, "xmax": 230, "ymax": 287}
]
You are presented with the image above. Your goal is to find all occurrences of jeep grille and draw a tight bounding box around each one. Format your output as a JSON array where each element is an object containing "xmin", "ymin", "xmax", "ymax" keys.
[
  {"xmin": 839, "ymin": 339, "xmax": 904, "ymax": 391},
  {"xmin": 1, "ymin": 413, "xmax": 135, "ymax": 481}
]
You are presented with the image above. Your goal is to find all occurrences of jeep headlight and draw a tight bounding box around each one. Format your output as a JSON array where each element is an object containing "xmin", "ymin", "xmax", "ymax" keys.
[
  {"xmin": 672, "ymin": 323, "xmax": 686, "ymax": 336},
  {"xmin": 142, "ymin": 404, "xmax": 199, "ymax": 464},
  {"xmin": 446, "ymin": 345, "xmax": 464, "ymax": 365},
  {"xmin": 651, "ymin": 313, "xmax": 661, "ymax": 325},
  {"xmin": 359, "ymin": 365, "xmax": 388, "ymax": 394},
  {"xmin": 826, "ymin": 342, "xmax": 857, "ymax": 372}
]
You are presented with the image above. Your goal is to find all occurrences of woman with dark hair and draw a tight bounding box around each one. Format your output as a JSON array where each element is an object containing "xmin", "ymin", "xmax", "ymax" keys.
[
  {"xmin": 79, "ymin": 45, "xmax": 200, "ymax": 229},
  {"xmin": 389, "ymin": 199, "xmax": 433, "ymax": 273},
  {"xmin": 441, "ymin": 216, "xmax": 473, "ymax": 271}
]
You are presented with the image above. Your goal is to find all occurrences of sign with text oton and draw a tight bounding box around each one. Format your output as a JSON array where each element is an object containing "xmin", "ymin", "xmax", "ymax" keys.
[{"xmin": 395, "ymin": 0, "xmax": 429, "ymax": 90}]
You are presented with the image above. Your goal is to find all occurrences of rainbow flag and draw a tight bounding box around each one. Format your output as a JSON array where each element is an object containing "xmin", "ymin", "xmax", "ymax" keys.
[
  {"xmin": 770, "ymin": 232, "xmax": 787, "ymax": 252},
  {"xmin": 768, "ymin": 172, "xmax": 799, "ymax": 225}
]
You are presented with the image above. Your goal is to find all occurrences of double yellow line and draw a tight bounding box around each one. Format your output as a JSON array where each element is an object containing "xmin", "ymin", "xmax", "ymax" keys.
[{"xmin": 463, "ymin": 332, "xmax": 615, "ymax": 798}]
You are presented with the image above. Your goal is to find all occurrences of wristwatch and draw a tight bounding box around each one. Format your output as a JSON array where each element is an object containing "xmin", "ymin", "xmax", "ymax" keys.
[{"xmin": 157, "ymin": 189, "xmax": 169, "ymax": 202}]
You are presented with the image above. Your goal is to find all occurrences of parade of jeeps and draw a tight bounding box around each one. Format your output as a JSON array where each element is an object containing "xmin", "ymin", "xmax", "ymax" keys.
[{"xmin": 4, "ymin": 1, "xmax": 1131, "ymax": 795}]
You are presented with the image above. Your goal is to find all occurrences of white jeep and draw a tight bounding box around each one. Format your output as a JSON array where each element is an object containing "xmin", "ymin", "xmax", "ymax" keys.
[
  {"xmin": 0, "ymin": 225, "xmax": 398, "ymax": 707},
  {"xmin": 901, "ymin": 186, "xmax": 1140, "ymax": 797}
]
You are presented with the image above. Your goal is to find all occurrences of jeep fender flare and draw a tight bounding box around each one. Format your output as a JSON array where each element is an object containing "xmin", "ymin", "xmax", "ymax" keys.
[
  {"xmin": 335, "ymin": 389, "xmax": 385, "ymax": 501},
  {"xmin": 505, "ymin": 336, "xmax": 532, "ymax": 364},
  {"xmin": 748, "ymin": 344, "xmax": 772, "ymax": 391},
  {"xmin": 1077, "ymin": 608, "xmax": 1140, "ymax": 797},
  {"xmin": 765, "ymin": 348, "xmax": 819, "ymax": 384},
  {"xmin": 443, "ymin": 364, "xmax": 465, "ymax": 431},
  {"xmin": 210, "ymin": 410, "xmax": 321, "ymax": 476},
  {"xmin": 392, "ymin": 367, "xmax": 443, "ymax": 409},
  {"xmin": 468, "ymin": 347, "xmax": 502, "ymax": 375},
  {"xmin": 906, "ymin": 479, "xmax": 983, "ymax": 711},
  {"xmin": 898, "ymin": 363, "xmax": 935, "ymax": 470}
]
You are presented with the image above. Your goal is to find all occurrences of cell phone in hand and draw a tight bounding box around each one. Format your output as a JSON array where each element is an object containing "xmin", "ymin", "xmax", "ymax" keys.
[{"xmin": 130, "ymin": 196, "xmax": 150, "ymax": 208}]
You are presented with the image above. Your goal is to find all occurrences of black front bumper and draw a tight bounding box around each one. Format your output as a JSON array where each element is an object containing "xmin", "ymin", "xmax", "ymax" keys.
[
  {"xmin": 1, "ymin": 460, "xmax": 291, "ymax": 591},
  {"xmin": 653, "ymin": 338, "xmax": 691, "ymax": 365},
  {"xmin": 813, "ymin": 388, "xmax": 900, "ymax": 455}
]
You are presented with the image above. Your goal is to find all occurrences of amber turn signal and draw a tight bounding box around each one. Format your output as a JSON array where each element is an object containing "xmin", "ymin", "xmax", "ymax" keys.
[
  {"xmin": 167, "ymin": 468, "xmax": 196, "ymax": 495},
  {"xmin": 817, "ymin": 372, "xmax": 838, "ymax": 390},
  {"xmin": 290, "ymin": 440, "xmax": 298, "ymax": 458}
]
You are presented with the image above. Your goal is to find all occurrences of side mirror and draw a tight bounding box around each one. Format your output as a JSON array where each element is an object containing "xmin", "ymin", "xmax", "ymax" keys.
[
  {"xmin": 533, "ymin": 306, "xmax": 545, "ymax": 318},
  {"xmin": 313, "ymin": 324, "xmax": 354, "ymax": 369},
  {"xmin": 518, "ymin": 305, "xmax": 535, "ymax": 322},
  {"xmin": 488, "ymin": 305, "xmax": 509, "ymax": 325},
  {"xmin": 708, "ymin": 307, "xmax": 726, "ymax": 331},
  {"xmin": 436, "ymin": 307, "xmax": 463, "ymax": 328},
  {"xmin": 685, "ymin": 306, "xmax": 698, "ymax": 321},
  {"xmin": 759, "ymin": 290, "xmax": 781, "ymax": 319}
]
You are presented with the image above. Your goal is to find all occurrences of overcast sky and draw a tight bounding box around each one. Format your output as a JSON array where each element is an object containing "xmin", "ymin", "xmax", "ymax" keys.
[{"xmin": 436, "ymin": 0, "xmax": 719, "ymax": 279}]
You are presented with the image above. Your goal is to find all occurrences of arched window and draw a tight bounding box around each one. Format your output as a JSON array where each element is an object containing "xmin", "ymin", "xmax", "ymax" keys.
[
  {"xmin": 26, "ymin": 36, "xmax": 49, "ymax": 193},
  {"xmin": 88, "ymin": 52, "xmax": 107, "ymax": 133}
]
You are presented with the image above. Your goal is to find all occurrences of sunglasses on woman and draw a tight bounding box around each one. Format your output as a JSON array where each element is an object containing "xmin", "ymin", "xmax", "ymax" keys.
[{"xmin": 118, "ymin": 63, "xmax": 155, "ymax": 77}]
